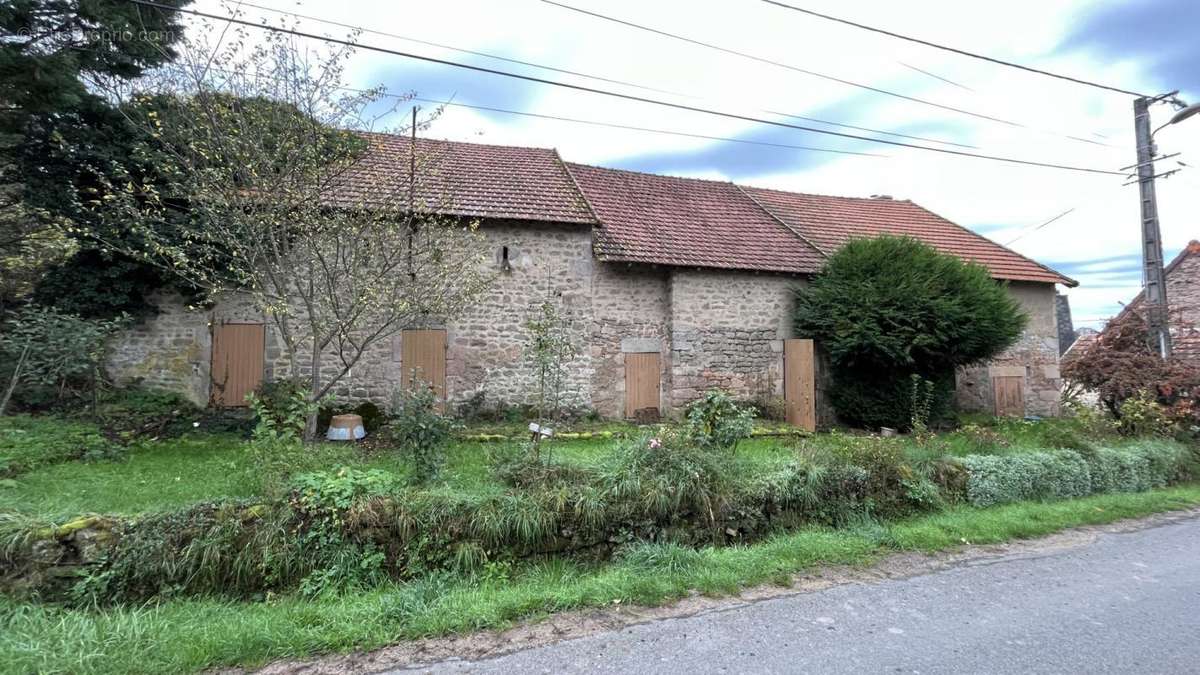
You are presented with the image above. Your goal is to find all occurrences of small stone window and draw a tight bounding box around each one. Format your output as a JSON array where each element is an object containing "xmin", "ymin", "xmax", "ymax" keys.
[{"xmin": 497, "ymin": 245, "xmax": 519, "ymax": 271}]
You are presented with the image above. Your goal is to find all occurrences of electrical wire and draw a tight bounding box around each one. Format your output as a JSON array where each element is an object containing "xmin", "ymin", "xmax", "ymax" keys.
[
  {"xmin": 1004, "ymin": 207, "xmax": 1076, "ymax": 245},
  {"xmin": 193, "ymin": 0, "xmax": 976, "ymax": 149},
  {"xmin": 542, "ymin": 0, "xmax": 1123, "ymax": 149},
  {"xmin": 757, "ymin": 0, "xmax": 1148, "ymax": 98},
  {"xmin": 126, "ymin": 0, "xmax": 1126, "ymax": 176}
]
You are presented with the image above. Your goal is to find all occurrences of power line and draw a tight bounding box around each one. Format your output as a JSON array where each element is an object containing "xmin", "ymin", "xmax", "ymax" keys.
[
  {"xmin": 542, "ymin": 0, "xmax": 1120, "ymax": 149},
  {"xmin": 412, "ymin": 97, "xmax": 888, "ymax": 158},
  {"xmin": 67, "ymin": 40, "xmax": 889, "ymax": 160},
  {"xmin": 198, "ymin": 0, "xmax": 976, "ymax": 149},
  {"xmin": 225, "ymin": 0, "xmax": 685, "ymax": 98},
  {"xmin": 757, "ymin": 0, "xmax": 1148, "ymax": 98},
  {"xmin": 126, "ymin": 0, "xmax": 1125, "ymax": 176},
  {"xmin": 898, "ymin": 62, "xmax": 974, "ymax": 92},
  {"xmin": 1004, "ymin": 207, "xmax": 1076, "ymax": 245}
]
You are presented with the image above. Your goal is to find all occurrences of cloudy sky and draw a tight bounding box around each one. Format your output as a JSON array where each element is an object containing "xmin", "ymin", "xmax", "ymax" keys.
[{"xmin": 191, "ymin": 0, "xmax": 1200, "ymax": 329}]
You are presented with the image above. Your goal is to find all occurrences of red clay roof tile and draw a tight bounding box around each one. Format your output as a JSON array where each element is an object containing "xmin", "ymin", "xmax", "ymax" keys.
[
  {"xmin": 565, "ymin": 163, "xmax": 826, "ymax": 274},
  {"xmin": 742, "ymin": 186, "xmax": 1075, "ymax": 286},
  {"xmin": 330, "ymin": 133, "xmax": 596, "ymax": 224}
]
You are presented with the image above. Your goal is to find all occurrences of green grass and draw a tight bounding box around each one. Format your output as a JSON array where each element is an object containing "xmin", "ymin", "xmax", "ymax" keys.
[
  {"xmin": 0, "ymin": 427, "xmax": 802, "ymax": 520},
  {"xmin": 2, "ymin": 483, "xmax": 1197, "ymax": 675}
]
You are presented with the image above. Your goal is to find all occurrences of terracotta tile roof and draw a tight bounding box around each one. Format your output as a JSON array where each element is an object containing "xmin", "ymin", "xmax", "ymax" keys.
[
  {"xmin": 329, "ymin": 134, "xmax": 596, "ymax": 224},
  {"xmin": 741, "ymin": 186, "xmax": 1076, "ymax": 286},
  {"xmin": 564, "ymin": 163, "xmax": 826, "ymax": 274}
]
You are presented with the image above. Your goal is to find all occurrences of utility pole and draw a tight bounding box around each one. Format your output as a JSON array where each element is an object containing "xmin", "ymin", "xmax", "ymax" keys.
[{"xmin": 1132, "ymin": 95, "xmax": 1172, "ymax": 359}]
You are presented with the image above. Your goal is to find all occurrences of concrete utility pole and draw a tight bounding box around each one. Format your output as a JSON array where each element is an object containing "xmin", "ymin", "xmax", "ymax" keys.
[
  {"xmin": 1132, "ymin": 95, "xmax": 1172, "ymax": 359},
  {"xmin": 1131, "ymin": 92, "xmax": 1200, "ymax": 359}
]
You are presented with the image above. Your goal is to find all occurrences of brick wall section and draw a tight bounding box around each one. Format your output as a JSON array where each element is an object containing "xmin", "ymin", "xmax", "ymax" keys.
[
  {"xmin": 667, "ymin": 270, "xmax": 795, "ymax": 410},
  {"xmin": 956, "ymin": 281, "xmax": 1062, "ymax": 417}
]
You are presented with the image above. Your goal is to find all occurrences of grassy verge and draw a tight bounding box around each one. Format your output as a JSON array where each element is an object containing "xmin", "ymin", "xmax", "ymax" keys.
[{"xmin": 3, "ymin": 484, "xmax": 1198, "ymax": 675}]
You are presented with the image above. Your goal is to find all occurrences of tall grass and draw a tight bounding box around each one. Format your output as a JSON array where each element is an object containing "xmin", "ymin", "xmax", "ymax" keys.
[{"xmin": 3, "ymin": 485, "xmax": 1198, "ymax": 675}]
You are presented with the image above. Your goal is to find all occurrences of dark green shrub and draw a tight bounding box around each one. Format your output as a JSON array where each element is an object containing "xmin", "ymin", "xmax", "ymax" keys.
[
  {"xmin": 794, "ymin": 236, "xmax": 1026, "ymax": 429},
  {"xmin": 684, "ymin": 389, "xmax": 755, "ymax": 451},
  {"xmin": 387, "ymin": 386, "xmax": 457, "ymax": 485}
]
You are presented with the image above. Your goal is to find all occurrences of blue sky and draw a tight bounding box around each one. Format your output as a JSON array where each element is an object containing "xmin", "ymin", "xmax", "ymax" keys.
[{"xmin": 192, "ymin": 0, "xmax": 1200, "ymax": 328}]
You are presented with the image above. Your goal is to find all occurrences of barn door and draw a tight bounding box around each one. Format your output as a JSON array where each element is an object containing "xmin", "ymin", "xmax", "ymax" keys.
[
  {"xmin": 400, "ymin": 329, "xmax": 447, "ymax": 400},
  {"xmin": 624, "ymin": 352, "xmax": 661, "ymax": 419},
  {"xmin": 992, "ymin": 376, "xmax": 1025, "ymax": 417},
  {"xmin": 210, "ymin": 322, "xmax": 265, "ymax": 407},
  {"xmin": 784, "ymin": 338, "xmax": 816, "ymax": 431}
]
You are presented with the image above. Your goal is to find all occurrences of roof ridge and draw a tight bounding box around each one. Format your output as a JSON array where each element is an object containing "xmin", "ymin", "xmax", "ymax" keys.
[
  {"xmin": 357, "ymin": 130, "xmax": 559, "ymax": 153},
  {"xmin": 563, "ymin": 161, "xmax": 739, "ymax": 186},
  {"xmin": 735, "ymin": 183, "xmax": 830, "ymax": 259},
  {"xmin": 740, "ymin": 183, "xmax": 911, "ymax": 203}
]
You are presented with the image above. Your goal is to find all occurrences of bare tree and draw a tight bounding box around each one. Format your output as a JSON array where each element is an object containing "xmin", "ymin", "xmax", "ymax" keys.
[{"xmin": 89, "ymin": 14, "xmax": 491, "ymax": 436}]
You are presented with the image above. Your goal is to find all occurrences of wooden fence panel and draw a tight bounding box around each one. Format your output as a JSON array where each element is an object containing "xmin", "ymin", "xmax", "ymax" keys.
[
  {"xmin": 624, "ymin": 352, "xmax": 661, "ymax": 419},
  {"xmin": 784, "ymin": 338, "xmax": 816, "ymax": 431},
  {"xmin": 210, "ymin": 323, "xmax": 265, "ymax": 407},
  {"xmin": 400, "ymin": 329, "xmax": 447, "ymax": 400}
]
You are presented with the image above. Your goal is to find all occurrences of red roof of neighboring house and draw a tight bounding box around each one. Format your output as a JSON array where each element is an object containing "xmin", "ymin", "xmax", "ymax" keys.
[
  {"xmin": 742, "ymin": 187, "xmax": 1076, "ymax": 286},
  {"xmin": 330, "ymin": 134, "xmax": 596, "ymax": 224},
  {"xmin": 565, "ymin": 163, "xmax": 826, "ymax": 274}
]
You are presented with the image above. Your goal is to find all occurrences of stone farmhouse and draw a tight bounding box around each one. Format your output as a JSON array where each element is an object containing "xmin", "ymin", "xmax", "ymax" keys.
[{"xmin": 108, "ymin": 134, "xmax": 1076, "ymax": 425}]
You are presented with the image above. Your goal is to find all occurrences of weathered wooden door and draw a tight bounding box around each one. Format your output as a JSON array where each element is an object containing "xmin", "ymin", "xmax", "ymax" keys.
[
  {"xmin": 624, "ymin": 352, "xmax": 661, "ymax": 418},
  {"xmin": 400, "ymin": 329, "xmax": 447, "ymax": 400},
  {"xmin": 784, "ymin": 338, "xmax": 816, "ymax": 431},
  {"xmin": 992, "ymin": 376, "xmax": 1025, "ymax": 417},
  {"xmin": 210, "ymin": 322, "xmax": 265, "ymax": 407}
]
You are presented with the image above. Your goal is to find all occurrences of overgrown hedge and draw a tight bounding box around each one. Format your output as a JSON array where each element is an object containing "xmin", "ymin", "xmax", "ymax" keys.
[{"xmin": 1, "ymin": 438, "xmax": 1194, "ymax": 605}]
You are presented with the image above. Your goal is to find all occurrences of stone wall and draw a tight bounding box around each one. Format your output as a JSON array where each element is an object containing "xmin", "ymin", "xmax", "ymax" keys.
[
  {"xmin": 109, "ymin": 223, "xmax": 598, "ymax": 410},
  {"xmin": 588, "ymin": 262, "xmax": 671, "ymax": 418},
  {"xmin": 667, "ymin": 270, "xmax": 796, "ymax": 410},
  {"xmin": 956, "ymin": 281, "xmax": 1062, "ymax": 417}
]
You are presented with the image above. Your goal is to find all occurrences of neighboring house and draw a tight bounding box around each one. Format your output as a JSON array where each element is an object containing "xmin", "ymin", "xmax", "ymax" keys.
[
  {"xmin": 1066, "ymin": 240, "xmax": 1200, "ymax": 366},
  {"xmin": 1056, "ymin": 292, "xmax": 1076, "ymax": 356},
  {"xmin": 107, "ymin": 134, "xmax": 1076, "ymax": 424}
]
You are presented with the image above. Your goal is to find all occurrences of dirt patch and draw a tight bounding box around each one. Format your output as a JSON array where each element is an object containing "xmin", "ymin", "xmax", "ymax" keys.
[{"xmin": 239, "ymin": 507, "xmax": 1200, "ymax": 675}]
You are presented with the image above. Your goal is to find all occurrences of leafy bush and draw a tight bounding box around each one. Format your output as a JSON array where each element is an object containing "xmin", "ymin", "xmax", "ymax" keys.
[
  {"xmin": 684, "ymin": 389, "xmax": 755, "ymax": 451},
  {"xmin": 1115, "ymin": 390, "xmax": 1177, "ymax": 437},
  {"xmin": 794, "ymin": 236, "xmax": 1026, "ymax": 429},
  {"xmin": 0, "ymin": 415, "xmax": 122, "ymax": 477},
  {"xmin": 247, "ymin": 379, "xmax": 314, "ymax": 441},
  {"xmin": 0, "ymin": 306, "xmax": 127, "ymax": 414},
  {"xmin": 387, "ymin": 386, "xmax": 456, "ymax": 485},
  {"xmin": 1062, "ymin": 309, "xmax": 1200, "ymax": 423}
]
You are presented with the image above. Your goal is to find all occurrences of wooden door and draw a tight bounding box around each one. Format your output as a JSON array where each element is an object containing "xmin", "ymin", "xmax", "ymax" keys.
[
  {"xmin": 400, "ymin": 329, "xmax": 447, "ymax": 400},
  {"xmin": 624, "ymin": 352, "xmax": 661, "ymax": 418},
  {"xmin": 992, "ymin": 376, "xmax": 1025, "ymax": 417},
  {"xmin": 784, "ymin": 338, "xmax": 816, "ymax": 431},
  {"xmin": 210, "ymin": 323, "xmax": 265, "ymax": 407}
]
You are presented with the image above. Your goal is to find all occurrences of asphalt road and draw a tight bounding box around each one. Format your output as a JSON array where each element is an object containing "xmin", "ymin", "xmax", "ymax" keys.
[{"xmin": 395, "ymin": 516, "xmax": 1200, "ymax": 674}]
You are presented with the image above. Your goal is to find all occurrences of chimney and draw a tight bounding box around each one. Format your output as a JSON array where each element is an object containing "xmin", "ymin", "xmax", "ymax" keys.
[{"xmin": 869, "ymin": 194, "xmax": 893, "ymax": 200}]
